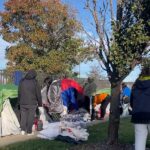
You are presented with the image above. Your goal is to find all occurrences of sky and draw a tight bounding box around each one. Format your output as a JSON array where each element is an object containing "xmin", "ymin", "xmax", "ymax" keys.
[
  {"xmin": 63, "ymin": 0, "xmax": 141, "ymax": 81},
  {"xmin": 0, "ymin": 0, "xmax": 141, "ymax": 81},
  {"xmin": 0, "ymin": 0, "xmax": 9, "ymax": 70}
]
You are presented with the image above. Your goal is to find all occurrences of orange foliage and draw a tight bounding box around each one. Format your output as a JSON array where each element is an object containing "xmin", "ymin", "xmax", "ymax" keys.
[{"xmin": 0, "ymin": 0, "xmax": 83, "ymax": 74}]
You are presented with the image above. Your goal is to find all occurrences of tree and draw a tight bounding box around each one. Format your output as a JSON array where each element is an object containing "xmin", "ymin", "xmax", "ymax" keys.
[
  {"xmin": 84, "ymin": 0, "xmax": 150, "ymax": 144},
  {"xmin": 87, "ymin": 65, "xmax": 107, "ymax": 80},
  {"xmin": 0, "ymin": 0, "xmax": 88, "ymax": 74}
]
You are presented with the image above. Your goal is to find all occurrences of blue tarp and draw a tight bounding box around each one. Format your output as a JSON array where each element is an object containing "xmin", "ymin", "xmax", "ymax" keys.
[{"xmin": 13, "ymin": 71, "xmax": 24, "ymax": 86}]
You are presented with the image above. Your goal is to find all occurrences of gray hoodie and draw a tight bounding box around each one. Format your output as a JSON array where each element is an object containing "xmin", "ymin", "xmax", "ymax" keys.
[{"xmin": 18, "ymin": 70, "xmax": 42, "ymax": 107}]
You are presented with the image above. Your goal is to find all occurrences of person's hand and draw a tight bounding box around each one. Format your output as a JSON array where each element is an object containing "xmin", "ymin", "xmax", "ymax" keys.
[
  {"xmin": 123, "ymin": 96, "xmax": 127, "ymax": 100},
  {"xmin": 42, "ymin": 102, "xmax": 50, "ymax": 108},
  {"xmin": 60, "ymin": 111, "xmax": 67, "ymax": 117},
  {"xmin": 38, "ymin": 107, "xmax": 44, "ymax": 113},
  {"xmin": 60, "ymin": 106, "xmax": 68, "ymax": 117},
  {"xmin": 94, "ymin": 104, "xmax": 100, "ymax": 112}
]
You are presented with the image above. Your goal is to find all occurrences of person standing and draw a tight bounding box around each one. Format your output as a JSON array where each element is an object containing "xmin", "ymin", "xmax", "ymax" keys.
[
  {"xmin": 121, "ymin": 83, "xmax": 131, "ymax": 104},
  {"xmin": 41, "ymin": 76, "xmax": 53, "ymax": 106},
  {"xmin": 18, "ymin": 69, "xmax": 42, "ymax": 135},
  {"xmin": 130, "ymin": 66, "xmax": 150, "ymax": 150},
  {"xmin": 120, "ymin": 83, "xmax": 131, "ymax": 116}
]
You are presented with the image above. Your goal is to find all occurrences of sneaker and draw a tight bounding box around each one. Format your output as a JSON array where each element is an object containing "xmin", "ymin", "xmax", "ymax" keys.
[
  {"xmin": 27, "ymin": 132, "xmax": 34, "ymax": 136},
  {"xmin": 21, "ymin": 130, "xmax": 26, "ymax": 135}
]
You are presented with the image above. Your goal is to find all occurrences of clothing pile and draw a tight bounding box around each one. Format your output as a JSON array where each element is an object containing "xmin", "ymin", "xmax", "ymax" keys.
[
  {"xmin": 57, "ymin": 123, "xmax": 89, "ymax": 143},
  {"xmin": 60, "ymin": 108, "xmax": 91, "ymax": 128},
  {"xmin": 37, "ymin": 108, "xmax": 90, "ymax": 143}
]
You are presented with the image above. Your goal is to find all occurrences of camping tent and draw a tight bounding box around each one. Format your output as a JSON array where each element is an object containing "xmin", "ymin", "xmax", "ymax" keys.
[
  {"xmin": 1, "ymin": 98, "xmax": 20, "ymax": 136},
  {"xmin": 0, "ymin": 84, "xmax": 18, "ymax": 112},
  {"xmin": 0, "ymin": 85, "xmax": 20, "ymax": 137}
]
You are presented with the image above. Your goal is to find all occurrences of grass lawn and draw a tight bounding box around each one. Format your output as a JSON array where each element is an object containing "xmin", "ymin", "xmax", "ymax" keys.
[{"xmin": 1, "ymin": 117, "xmax": 150, "ymax": 150}]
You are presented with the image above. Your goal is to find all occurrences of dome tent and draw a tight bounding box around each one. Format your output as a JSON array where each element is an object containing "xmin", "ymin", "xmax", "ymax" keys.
[{"xmin": 0, "ymin": 85, "xmax": 20, "ymax": 137}]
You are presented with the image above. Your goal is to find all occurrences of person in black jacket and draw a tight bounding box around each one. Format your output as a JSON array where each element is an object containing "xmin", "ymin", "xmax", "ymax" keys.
[
  {"xmin": 18, "ymin": 69, "xmax": 42, "ymax": 135},
  {"xmin": 130, "ymin": 66, "xmax": 150, "ymax": 150}
]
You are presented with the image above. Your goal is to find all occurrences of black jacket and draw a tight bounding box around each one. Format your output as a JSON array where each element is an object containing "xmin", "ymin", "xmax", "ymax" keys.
[
  {"xmin": 18, "ymin": 70, "xmax": 42, "ymax": 107},
  {"xmin": 130, "ymin": 77, "xmax": 150, "ymax": 124}
]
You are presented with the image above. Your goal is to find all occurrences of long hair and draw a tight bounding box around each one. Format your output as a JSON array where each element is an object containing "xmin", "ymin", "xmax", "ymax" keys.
[{"xmin": 43, "ymin": 77, "xmax": 53, "ymax": 92}]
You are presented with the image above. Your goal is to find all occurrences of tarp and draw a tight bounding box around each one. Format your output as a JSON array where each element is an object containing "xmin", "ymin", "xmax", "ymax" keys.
[
  {"xmin": 0, "ymin": 85, "xmax": 20, "ymax": 137},
  {"xmin": 13, "ymin": 71, "xmax": 24, "ymax": 86},
  {"xmin": 1, "ymin": 99, "xmax": 20, "ymax": 136},
  {"xmin": 61, "ymin": 79, "xmax": 84, "ymax": 94},
  {"xmin": 95, "ymin": 88, "xmax": 111, "ymax": 95}
]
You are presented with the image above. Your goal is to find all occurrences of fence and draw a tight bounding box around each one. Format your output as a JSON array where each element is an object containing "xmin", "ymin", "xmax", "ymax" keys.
[
  {"xmin": 0, "ymin": 70, "xmax": 24, "ymax": 85},
  {"xmin": 0, "ymin": 70, "xmax": 12, "ymax": 85},
  {"xmin": 1, "ymin": 69, "xmax": 124, "ymax": 90}
]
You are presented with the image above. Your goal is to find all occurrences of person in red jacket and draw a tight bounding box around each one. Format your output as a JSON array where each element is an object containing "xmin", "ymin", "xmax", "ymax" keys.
[{"xmin": 60, "ymin": 77, "xmax": 84, "ymax": 115}]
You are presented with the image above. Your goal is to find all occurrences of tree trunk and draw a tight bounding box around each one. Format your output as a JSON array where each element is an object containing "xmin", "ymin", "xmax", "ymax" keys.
[{"xmin": 107, "ymin": 82, "xmax": 121, "ymax": 145}]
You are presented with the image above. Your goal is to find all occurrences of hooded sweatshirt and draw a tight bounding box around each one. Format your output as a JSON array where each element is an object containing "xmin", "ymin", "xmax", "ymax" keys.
[
  {"xmin": 93, "ymin": 93, "xmax": 109, "ymax": 107},
  {"xmin": 130, "ymin": 76, "xmax": 150, "ymax": 124},
  {"xmin": 18, "ymin": 70, "xmax": 42, "ymax": 107}
]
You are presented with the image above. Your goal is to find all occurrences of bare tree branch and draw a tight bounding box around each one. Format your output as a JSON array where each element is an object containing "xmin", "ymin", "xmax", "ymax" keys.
[
  {"xmin": 109, "ymin": 0, "xmax": 114, "ymax": 21},
  {"xmin": 81, "ymin": 26, "xmax": 99, "ymax": 44},
  {"xmin": 104, "ymin": 30, "xmax": 110, "ymax": 52}
]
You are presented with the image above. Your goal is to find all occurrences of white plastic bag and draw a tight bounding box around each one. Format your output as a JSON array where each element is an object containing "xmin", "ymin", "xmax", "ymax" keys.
[{"xmin": 37, "ymin": 122, "xmax": 61, "ymax": 140}]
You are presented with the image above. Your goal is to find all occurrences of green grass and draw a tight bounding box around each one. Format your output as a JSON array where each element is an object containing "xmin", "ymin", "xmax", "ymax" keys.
[
  {"xmin": 0, "ymin": 140, "xmax": 72, "ymax": 150},
  {"xmin": 1, "ymin": 117, "xmax": 150, "ymax": 150}
]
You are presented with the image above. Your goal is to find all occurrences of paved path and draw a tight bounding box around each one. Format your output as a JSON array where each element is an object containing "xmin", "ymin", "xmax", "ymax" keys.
[{"xmin": 0, "ymin": 133, "xmax": 37, "ymax": 148}]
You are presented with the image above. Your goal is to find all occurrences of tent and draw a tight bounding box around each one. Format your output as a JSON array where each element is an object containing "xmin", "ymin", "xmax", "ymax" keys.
[
  {"xmin": 0, "ymin": 85, "xmax": 20, "ymax": 137},
  {"xmin": 95, "ymin": 88, "xmax": 111, "ymax": 95},
  {"xmin": 0, "ymin": 84, "xmax": 18, "ymax": 112}
]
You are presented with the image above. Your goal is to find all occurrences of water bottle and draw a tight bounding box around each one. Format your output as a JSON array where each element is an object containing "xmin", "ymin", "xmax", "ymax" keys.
[{"xmin": 37, "ymin": 120, "xmax": 43, "ymax": 131}]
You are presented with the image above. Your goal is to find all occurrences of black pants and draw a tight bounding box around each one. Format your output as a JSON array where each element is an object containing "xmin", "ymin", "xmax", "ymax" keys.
[
  {"xmin": 100, "ymin": 96, "xmax": 111, "ymax": 118},
  {"xmin": 20, "ymin": 105, "xmax": 37, "ymax": 133}
]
